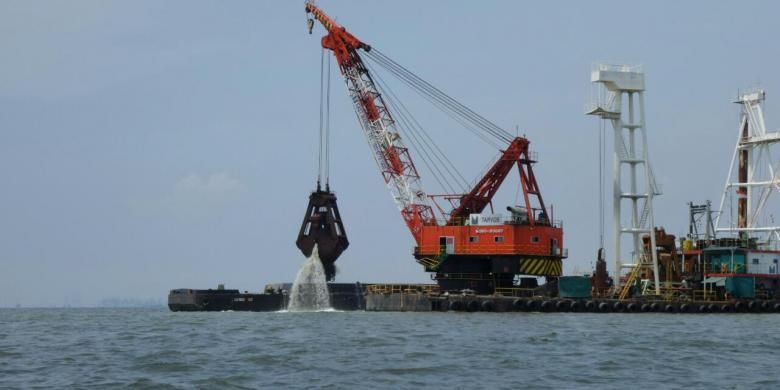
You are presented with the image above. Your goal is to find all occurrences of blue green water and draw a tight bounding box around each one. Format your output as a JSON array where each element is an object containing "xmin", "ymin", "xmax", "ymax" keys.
[{"xmin": 1, "ymin": 308, "xmax": 779, "ymax": 389}]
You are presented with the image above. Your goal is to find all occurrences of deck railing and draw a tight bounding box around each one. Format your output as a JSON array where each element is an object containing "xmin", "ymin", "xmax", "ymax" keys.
[
  {"xmin": 366, "ymin": 284, "xmax": 440, "ymax": 295},
  {"xmin": 493, "ymin": 287, "xmax": 539, "ymax": 297}
]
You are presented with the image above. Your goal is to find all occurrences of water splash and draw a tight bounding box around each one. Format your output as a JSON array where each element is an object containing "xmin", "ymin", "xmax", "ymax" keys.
[{"xmin": 287, "ymin": 245, "xmax": 332, "ymax": 311}]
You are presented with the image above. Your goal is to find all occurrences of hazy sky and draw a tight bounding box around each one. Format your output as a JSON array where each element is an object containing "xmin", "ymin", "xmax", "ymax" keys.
[{"xmin": 2, "ymin": 1, "xmax": 779, "ymax": 307}]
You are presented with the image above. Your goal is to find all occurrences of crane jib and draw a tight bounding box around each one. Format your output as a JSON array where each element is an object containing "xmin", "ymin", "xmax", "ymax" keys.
[{"xmin": 306, "ymin": 3, "xmax": 552, "ymax": 238}]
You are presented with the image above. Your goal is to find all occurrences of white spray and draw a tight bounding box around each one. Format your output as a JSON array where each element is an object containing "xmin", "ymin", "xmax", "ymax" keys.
[{"xmin": 287, "ymin": 244, "xmax": 332, "ymax": 311}]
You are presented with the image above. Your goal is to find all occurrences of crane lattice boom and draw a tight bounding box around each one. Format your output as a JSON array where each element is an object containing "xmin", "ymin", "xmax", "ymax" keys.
[
  {"xmin": 305, "ymin": 3, "xmax": 564, "ymax": 295},
  {"xmin": 306, "ymin": 2, "xmax": 435, "ymax": 240}
]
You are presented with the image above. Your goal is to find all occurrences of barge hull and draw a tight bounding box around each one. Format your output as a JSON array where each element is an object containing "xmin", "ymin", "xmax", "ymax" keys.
[{"xmin": 168, "ymin": 283, "xmax": 366, "ymax": 312}]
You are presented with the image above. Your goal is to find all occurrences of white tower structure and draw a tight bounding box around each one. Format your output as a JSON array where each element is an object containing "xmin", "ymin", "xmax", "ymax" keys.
[
  {"xmin": 586, "ymin": 64, "xmax": 661, "ymax": 295},
  {"xmin": 716, "ymin": 89, "xmax": 780, "ymax": 246}
]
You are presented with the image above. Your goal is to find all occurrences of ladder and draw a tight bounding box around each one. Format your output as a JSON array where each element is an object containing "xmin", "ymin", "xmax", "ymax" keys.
[{"xmin": 618, "ymin": 263, "xmax": 641, "ymax": 300}]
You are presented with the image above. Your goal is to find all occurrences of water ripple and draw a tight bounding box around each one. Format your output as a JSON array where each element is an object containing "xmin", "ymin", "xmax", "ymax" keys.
[{"xmin": 2, "ymin": 308, "xmax": 780, "ymax": 388}]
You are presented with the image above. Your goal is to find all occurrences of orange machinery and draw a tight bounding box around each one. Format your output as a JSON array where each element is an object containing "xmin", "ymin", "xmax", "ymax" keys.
[{"xmin": 305, "ymin": 3, "xmax": 565, "ymax": 293}]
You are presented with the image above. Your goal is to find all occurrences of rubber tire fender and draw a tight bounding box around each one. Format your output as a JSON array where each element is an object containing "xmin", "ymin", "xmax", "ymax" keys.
[{"xmin": 449, "ymin": 300, "xmax": 464, "ymax": 311}]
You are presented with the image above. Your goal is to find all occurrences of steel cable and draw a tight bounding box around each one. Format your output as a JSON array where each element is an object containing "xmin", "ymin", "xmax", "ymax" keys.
[
  {"xmin": 365, "ymin": 49, "xmax": 514, "ymax": 143},
  {"xmin": 365, "ymin": 60, "xmax": 458, "ymax": 194},
  {"xmin": 364, "ymin": 60, "xmax": 470, "ymax": 192}
]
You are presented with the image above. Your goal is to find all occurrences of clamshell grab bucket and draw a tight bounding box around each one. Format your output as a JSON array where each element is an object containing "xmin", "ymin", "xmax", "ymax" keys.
[{"xmin": 295, "ymin": 189, "xmax": 349, "ymax": 281}]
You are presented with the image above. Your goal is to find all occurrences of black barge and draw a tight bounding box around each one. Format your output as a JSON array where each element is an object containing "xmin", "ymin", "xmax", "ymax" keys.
[
  {"xmin": 168, "ymin": 283, "xmax": 366, "ymax": 312},
  {"xmin": 169, "ymin": 282, "xmax": 780, "ymax": 314}
]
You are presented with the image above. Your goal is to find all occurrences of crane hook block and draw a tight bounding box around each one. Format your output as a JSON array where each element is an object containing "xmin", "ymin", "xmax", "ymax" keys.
[
  {"xmin": 295, "ymin": 188, "xmax": 349, "ymax": 281},
  {"xmin": 307, "ymin": 18, "xmax": 314, "ymax": 34}
]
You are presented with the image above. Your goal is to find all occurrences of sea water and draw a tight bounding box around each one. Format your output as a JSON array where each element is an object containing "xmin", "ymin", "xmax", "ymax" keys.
[
  {"xmin": 2, "ymin": 309, "xmax": 780, "ymax": 388},
  {"xmin": 287, "ymin": 245, "xmax": 331, "ymax": 311}
]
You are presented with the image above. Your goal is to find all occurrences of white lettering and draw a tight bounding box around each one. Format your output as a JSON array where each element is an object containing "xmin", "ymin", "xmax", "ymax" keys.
[
  {"xmin": 469, "ymin": 213, "xmax": 504, "ymax": 226},
  {"xmin": 475, "ymin": 228, "xmax": 504, "ymax": 234}
]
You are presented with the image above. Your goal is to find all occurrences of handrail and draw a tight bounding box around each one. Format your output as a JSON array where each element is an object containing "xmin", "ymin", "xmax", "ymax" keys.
[
  {"xmin": 422, "ymin": 213, "xmax": 563, "ymax": 228},
  {"xmin": 494, "ymin": 287, "xmax": 538, "ymax": 297},
  {"xmin": 435, "ymin": 273, "xmax": 495, "ymax": 280},
  {"xmin": 704, "ymin": 262, "xmax": 746, "ymax": 274},
  {"xmin": 415, "ymin": 243, "xmax": 562, "ymax": 257},
  {"xmin": 692, "ymin": 289, "xmax": 719, "ymax": 301},
  {"xmin": 366, "ymin": 284, "xmax": 440, "ymax": 295}
]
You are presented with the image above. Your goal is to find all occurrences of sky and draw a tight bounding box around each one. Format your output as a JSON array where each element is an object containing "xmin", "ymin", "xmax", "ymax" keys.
[{"xmin": 2, "ymin": 1, "xmax": 779, "ymax": 307}]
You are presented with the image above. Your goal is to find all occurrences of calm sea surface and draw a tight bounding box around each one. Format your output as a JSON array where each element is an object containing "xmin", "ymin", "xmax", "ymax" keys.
[{"xmin": 1, "ymin": 308, "xmax": 779, "ymax": 389}]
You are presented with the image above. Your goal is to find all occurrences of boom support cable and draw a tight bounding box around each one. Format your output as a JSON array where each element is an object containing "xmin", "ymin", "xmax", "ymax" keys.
[
  {"xmin": 364, "ymin": 49, "xmax": 515, "ymax": 144},
  {"xmin": 364, "ymin": 59, "xmax": 469, "ymax": 193},
  {"xmin": 366, "ymin": 51, "xmax": 502, "ymax": 150},
  {"xmin": 365, "ymin": 52, "xmax": 508, "ymax": 147}
]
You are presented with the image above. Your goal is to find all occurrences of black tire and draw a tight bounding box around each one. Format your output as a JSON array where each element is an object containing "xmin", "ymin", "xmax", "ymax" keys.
[
  {"xmin": 481, "ymin": 300, "xmax": 495, "ymax": 312},
  {"xmin": 555, "ymin": 300, "xmax": 569, "ymax": 312},
  {"xmin": 626, "ymin": 302, "xmax": 638, "ymax": 312},
  {"xmin": 449, "ymin": 300, "xmax": 464, "ymax": 311},
  {"xmin": 640, "ymin": 303, "xmax": 651, "ymax": 312},
  {"xmin": 585, "ymin": 300, "xmax": 596, "ymax": 311},
  {"xmin": 526, "ymin": 300, "xmax": 540, "ymax": 311},
  {"xmin": 598, "ymin": 302, "xmax": 611, "ymax": 312},
  {"xmin": 569, "ymin": 300, "xmax": 581, "ymax": 312},
  {"xmin": 664, "ymin": 304, "xmax": 676, "ymax": 313},
  {"xmin": 650, "ymin": 302, "xmax": 661, "ymax": 312},
  {"xmin": 612, "ymin": 302, "xmax": 624, "ymax": 312},
  {"xmin": 720, "ymin": 303, "xmax": 734, "ymax": 313},
  {"xmin": 467, "ymin": 300, "xmax": 480, "ymax": 312},
  {"xmin": 513, "ymin": 298, "xmax": 527, "ymax": 311}
]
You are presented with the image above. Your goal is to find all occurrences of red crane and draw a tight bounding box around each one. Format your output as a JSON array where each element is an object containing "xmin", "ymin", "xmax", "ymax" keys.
[{"xmin": 306, "ymin": 2, "xmax": 565, "ymax": 293}]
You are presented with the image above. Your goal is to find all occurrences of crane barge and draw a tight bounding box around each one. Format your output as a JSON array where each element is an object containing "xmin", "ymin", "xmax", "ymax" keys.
[
  {"xmin": 168, "ymin": 5, "xmax": 780, "ymax": 314},
  {"xmin": 304, "ymin": 2, "xmax": 565, "ymax": 294}
]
